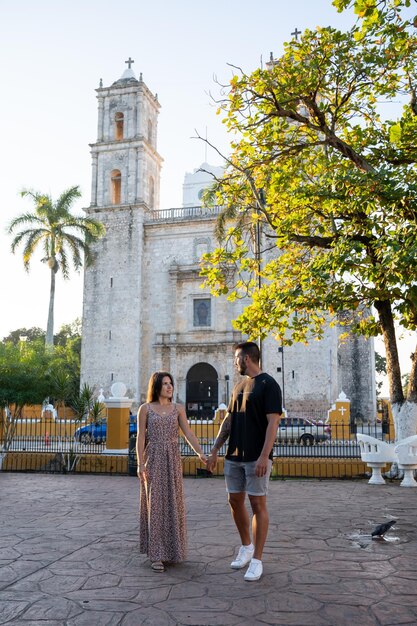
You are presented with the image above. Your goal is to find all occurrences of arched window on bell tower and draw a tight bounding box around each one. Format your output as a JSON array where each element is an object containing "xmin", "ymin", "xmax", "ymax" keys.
[
  {"xmin": 148, "ymin": 119, "xmax": 153, "ymax": 145},
  {"xmin": 111, "ymin": 169, "xmax": 122, "ymax": 205},
  {"xmin": 115, "ymin": 112, "xmax": 124, "ymax": 140},
  {"xmin": 149, "ymin": 176, "xmax": 155, "ymax": 208}
]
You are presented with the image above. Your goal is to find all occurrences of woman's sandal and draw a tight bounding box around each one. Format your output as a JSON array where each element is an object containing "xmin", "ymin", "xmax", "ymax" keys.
[{"xmin": 151, "ymin": 561, "xmax": 165, "ymax": 572}]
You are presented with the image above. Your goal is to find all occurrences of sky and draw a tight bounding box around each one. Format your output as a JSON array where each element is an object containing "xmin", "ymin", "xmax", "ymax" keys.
[{"xmin": 0, "ymin": 0, "xmax": 415, "ymax": 388}]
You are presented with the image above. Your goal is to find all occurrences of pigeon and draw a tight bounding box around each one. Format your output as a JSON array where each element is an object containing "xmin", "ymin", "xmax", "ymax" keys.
[{"xmin": 371, "ymin": 520, "xmax": 397, "ymax": 538}]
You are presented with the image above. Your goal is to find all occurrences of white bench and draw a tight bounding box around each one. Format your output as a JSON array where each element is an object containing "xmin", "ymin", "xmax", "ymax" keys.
[
  {"xmin": 395, "ymin": 435, "xmax": 417, "ymax": 487},
  {"xmin": 356, "ymin": 433, "xmax": 396, "ymax": 485}
]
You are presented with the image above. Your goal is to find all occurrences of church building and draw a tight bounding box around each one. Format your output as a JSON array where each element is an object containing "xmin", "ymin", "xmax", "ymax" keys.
[{"xmin": 80, "ymin": 62, "xmax": 376, "ymax": 421}]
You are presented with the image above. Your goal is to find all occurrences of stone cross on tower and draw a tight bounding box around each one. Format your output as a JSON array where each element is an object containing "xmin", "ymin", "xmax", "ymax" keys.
[
  {"xmin": 125, "ymin": 57, "xmax": 135, "ymax": 69},
  {"xmin": 291, "ymin": 27, "xmax": 302, "ymax": 41}
]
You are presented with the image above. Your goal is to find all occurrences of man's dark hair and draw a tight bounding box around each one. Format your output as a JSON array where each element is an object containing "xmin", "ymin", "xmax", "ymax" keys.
[{"xmin": 234, "ymin": 341, "xmax": 260, "ymax": 364}]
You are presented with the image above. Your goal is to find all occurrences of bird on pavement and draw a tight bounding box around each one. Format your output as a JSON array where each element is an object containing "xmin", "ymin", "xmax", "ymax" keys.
[{"xmin": 371, "ymin": 520, "xmax": 397, "ymax": 539}]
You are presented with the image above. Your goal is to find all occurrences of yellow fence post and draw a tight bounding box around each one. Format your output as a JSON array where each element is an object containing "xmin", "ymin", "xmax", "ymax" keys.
[
  {"xmin": 104, "ymin": 383, "xmax": 133, "ymax": 452},
  {"xmin": 327, "ymin": 391, "xmax": 352, "ymax": 440}
]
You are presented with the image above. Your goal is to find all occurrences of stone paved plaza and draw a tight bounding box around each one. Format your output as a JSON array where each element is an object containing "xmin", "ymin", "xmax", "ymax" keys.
[{"xmin": 1, "ymin": 473, "xmax": 417, "ymax": 625}]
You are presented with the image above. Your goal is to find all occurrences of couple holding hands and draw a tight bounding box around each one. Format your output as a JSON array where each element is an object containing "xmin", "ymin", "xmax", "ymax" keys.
[{"xmin": 136, "ymin": 341, "xmax": 282, "ymax": 581}]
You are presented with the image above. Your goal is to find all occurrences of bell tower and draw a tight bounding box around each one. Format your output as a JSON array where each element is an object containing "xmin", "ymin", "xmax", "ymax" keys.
[
  {"xmin": 90, "ymin": 57, "xmax": 162, "ymax": 211},
  {"xmin": 80, "ymin": 60, "xmax": 163, "ymax": 399}
]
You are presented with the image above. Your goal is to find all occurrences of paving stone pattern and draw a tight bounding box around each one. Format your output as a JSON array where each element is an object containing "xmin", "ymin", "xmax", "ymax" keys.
[{"xmin": 0, "ymin": 474, "xmax": 416, "ymax": 625}]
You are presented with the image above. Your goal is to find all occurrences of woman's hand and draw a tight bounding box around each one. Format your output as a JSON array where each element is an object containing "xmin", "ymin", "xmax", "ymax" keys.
[
  {"xmin": 137, "ymin": 463, "xmax": 147, "ymax": 479},
  {"xmin": 198, "ymin": 453, "xmax": 208, "ymax": 465}
]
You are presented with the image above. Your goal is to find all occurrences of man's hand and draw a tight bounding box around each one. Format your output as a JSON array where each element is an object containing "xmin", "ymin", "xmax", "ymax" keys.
[
  {"xmin": 255, "ymin": 454, "xmax": 269, "ymax": 477},
  {"xmin": 206, "ymin": 450, "xmax": 218, "ymax": 472}
]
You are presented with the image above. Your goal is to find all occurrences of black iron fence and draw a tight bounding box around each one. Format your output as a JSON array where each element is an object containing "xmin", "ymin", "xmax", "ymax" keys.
[{"xmin": 0, "ymin": 414, "xmax": 392, "ymax": 476}]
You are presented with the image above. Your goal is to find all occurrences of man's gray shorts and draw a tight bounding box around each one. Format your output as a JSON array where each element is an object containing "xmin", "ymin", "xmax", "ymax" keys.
[{"xmin": 224, "ymin": 459, "xmax": 272, "ymax": 496}]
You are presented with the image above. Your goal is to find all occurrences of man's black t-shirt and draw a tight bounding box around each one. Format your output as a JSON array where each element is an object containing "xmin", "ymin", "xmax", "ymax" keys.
[{"xmin": 226, "ymin": 372, "xmax": 282, "ymax": 462}]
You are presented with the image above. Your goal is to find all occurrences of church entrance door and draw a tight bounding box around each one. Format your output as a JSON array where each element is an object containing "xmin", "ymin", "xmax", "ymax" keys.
[{"xmin": 186, "ymin": 363, "xmax": 218, "ymax": 420}]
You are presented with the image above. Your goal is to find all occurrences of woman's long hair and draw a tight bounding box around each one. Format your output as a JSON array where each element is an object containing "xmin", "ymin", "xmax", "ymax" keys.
[{"xmin": 146, "ymin": 371, "xmax": 174, "ymax": 403}]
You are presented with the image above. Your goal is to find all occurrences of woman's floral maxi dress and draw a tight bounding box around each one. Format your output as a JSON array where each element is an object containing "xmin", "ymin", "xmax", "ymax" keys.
[{"xmin": 139, "ymin": 403, "xmax": 187, "ymax": 562}]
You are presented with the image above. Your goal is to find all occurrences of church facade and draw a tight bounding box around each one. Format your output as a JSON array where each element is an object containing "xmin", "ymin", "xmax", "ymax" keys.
[{"xmin": 80, "ymin": 64, "xmax": 376, "ymax": 421}]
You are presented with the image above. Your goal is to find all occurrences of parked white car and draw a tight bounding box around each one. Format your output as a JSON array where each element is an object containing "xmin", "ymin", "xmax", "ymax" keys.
[{"xmin": 277, "ymin": 417, "xmax": 331, "ymax": 446}]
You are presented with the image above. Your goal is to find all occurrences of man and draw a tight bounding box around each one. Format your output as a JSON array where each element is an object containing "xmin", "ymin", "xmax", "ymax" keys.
[{"xmin": 207, "ymin": 341, "xmax": 282, "ymax": 582}]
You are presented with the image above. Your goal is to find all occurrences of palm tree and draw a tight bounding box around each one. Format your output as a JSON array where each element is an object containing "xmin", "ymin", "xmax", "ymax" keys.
[{"xmin": 8, "ymin": 186, "xmax": 105, "ymax": 346}]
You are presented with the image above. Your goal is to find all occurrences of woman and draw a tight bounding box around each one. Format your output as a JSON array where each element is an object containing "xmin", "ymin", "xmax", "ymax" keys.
[{"xmin": 136, "ymin": 371, "xmax": 207, "ymax": 572}]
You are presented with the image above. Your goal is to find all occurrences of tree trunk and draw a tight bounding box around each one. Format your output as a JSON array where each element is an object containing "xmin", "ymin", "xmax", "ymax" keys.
[
  {"xmin": 375, "ymin": 300, "xmax": 417, "ymax": 441},
  {"xmin": 374, "ymin": 300, "xmax": 404, "ymax": 404},
  {"xmin": 0, "ymin": 405, "xmax": 22, "ymax": 469},
  {"xmin": 392, "ymin": 401, "xmax": 417, "ymax": 442},
  {"xmin": 390, "ymin": 343, "xmax": 417, "ymax": 445},
  {"xmin": 406, "ymin": 343, "xmax": 417, "ymax": 403},
  {"xmin": 46, "ymin": 266, "xmax": 56, "ymax": 347}
]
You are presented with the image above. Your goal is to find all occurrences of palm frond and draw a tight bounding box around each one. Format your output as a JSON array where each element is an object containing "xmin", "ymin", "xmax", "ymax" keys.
[
  {"xmin": 8, "ymin": 213, "xmax": 45, "ymax": 234},
  {"xmin": 20, "ymin": 190, "xmax": 55, "ymax": 222},
  {"xmin": 57, "ymin": 246, "xmax": 70, "ymax": 279},
  {"xmin": 20, "ymin": 189, "xmax": 46, "ymax": 204},
  {"xmin": 55, "ymin": 186, "xmax": 82, "ymax": 214},
  {"xmin": 60, "ymin": 233, "xmax": 86, "ymax": 271},
  {"xmin": 78, "ymin": 216, "xmax": 106, "ymax": 237},
  {"xmin": 22, "ymin": 231, "xmax": 46, "ymax": 271},
  {"xmin": 83, "ymin": 246, "xmax": 96, "ymax": 267},
  {"xmin": 57, "ymin": 215, "xmax": 105, "ymax": 239},
  {"xmin": 10, "ymin": 227, "xmax": 45, "ymax": 253}
]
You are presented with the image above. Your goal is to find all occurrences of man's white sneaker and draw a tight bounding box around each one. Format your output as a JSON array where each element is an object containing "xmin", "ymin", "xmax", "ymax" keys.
[
  {"xmin": 244, "ymin": 558, "xmax": 263, "ymax": 581},
  {"xmin": 230, "ymin": 544, "xmax": 254, "ymax": 569}
]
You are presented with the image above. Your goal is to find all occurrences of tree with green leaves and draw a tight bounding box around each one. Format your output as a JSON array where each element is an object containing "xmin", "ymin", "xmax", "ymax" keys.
[
  {"xmin": 334, "ymin": 0, "xmax": 416, "ymax": 37},
  {"xmin": 0, "ymin": 341, "xmax": 52, "ymax": 469},
  {"xmin": 2, "ymin": 319, "xmax": 81, "ymax": 357},
  {"xmin": 0, "ymin": 324, "xmax": 85, "ymax": 470},
  {"xmin": 1, "ymin": 321, "xmax": 82, "ymax": 404},
  {"xmin": 201, "ymin": 2, "xmax": 417, "ymax": 440},
  {"xmin": 69, "ymin": 383, "xmax": 96, "ymax": 423},
  {"xmin": 53, "ymin": 318, "xmax": 82, "ymax": 350},
  {"xmin": 2, "ymin": 327, "xmax": 45, "ymax": 345},
  {"xmin": 8, "ymin": 186, "xmax": 105, "ymax": 346}
]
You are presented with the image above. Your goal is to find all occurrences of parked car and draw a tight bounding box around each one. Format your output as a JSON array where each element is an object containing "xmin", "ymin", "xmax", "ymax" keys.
[
  {"xmin": 277, "ymin": 417, "xmax": 331, "ymax": 446},
  {"xmin": 74, "ymin": 415, "xmax": 137, "ymax": 444}
]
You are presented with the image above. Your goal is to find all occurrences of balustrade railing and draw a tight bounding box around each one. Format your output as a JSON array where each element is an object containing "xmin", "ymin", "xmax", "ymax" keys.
[{"xmin": 145, "ymin": 205, "xmax": 222, "ymax": 222}]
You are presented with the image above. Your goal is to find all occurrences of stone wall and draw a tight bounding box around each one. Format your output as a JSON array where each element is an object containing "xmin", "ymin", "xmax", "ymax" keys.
[
  {"xmin": 80, "ymin": 205, "xmax": 144, "ymax": 399},
  {"xmin": 337, "ymin": 330, "xmax": 376, "ymax": 421}
]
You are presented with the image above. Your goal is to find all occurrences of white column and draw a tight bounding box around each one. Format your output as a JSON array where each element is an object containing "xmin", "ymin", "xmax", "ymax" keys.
[
  {"xmin": 90, "ymin": 152, "xmax": 98, "ymax": 206},
  {"xmin": 127, "ymin": 147, "xmax": 136, "ymax": 204},
  {"xmin": 136, "ymin": 149, "xmax": 144, "ymax": 202},
  {"xmin": 136, "ymin": 91, "xmax": 143, "ymax": 138},
  {"xmin": 97, "ymin": 97, "xmax": 104, "ymax": 141},
  {"xmin": 103, "ymin": 99, "xmax": 110, "ymax": 141}
]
